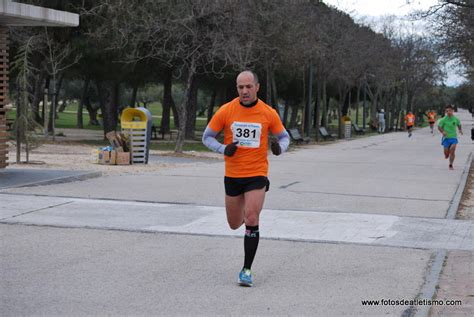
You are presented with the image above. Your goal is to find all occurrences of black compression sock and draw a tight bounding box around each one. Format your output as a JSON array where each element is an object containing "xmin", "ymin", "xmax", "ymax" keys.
[{"xmin": 243, "ymin": 225, "xmax": 259, "ymax": 270}]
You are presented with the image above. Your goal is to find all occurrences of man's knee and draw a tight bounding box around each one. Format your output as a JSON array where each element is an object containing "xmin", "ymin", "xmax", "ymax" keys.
[
  {"xmin": 244, "ymin": 212, "xmax": 260, "ymax": 226},
  {"xmin": 228, "ymin": 221, "xmax": 243, "ymax": 230}
]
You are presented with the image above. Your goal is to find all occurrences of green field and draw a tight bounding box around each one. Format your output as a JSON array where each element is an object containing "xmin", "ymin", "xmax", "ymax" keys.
[{"xmin": 7, "ymin": 101, "xmax": 210, "ymax": 131}]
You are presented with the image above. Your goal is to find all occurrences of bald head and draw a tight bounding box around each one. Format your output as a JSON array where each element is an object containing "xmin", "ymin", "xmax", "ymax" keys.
[
  {"xmin": 236, "ymin": 71, "xmax": 259, "ymax": 85},
  {"xmin": 236, "ymin": 70, "xmax": 260, "ymax": 105}
]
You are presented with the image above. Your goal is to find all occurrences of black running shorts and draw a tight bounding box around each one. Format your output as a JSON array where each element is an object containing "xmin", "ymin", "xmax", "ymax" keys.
[{"xmin": 224, "ymin": 176, "xmax": 270, "ymax": 197}]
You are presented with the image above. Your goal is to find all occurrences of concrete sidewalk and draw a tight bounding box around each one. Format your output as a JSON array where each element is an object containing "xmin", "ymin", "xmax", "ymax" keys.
[
  {"xmin": 1, "ymin": 194, "xmax": 472, "ymax": 251},
  {"xmin": 1, "ymin": 109, "xmax": 472, "ymax": 316}
]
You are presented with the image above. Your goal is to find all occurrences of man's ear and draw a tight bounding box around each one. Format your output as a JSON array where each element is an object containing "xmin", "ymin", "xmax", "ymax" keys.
[{"xmin": 256, "ymin": 83, "xmax": 260, "ymax": 92}]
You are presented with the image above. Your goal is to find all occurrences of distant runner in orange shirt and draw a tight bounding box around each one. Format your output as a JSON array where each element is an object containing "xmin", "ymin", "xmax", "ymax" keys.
[
  {"xmin": 202, "ymin": 70, "xmax": 290, "ymax": 287},
  {"xmin": 425, "ymin": 110, "xmax": 437, "ymax": 134},
  {"xmin": 404, "ymin": 111, "xmax": 416, "ymax": 138}
]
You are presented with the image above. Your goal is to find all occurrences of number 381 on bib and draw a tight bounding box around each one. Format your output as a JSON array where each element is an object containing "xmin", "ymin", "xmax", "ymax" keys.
[{"xmin": 231, "ymin": 122, "xmax": 262, "ymax": 148}]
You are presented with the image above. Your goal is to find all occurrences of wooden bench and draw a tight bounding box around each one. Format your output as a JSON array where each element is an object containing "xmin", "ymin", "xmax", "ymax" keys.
[
  {"xmin": 151, "ymin": 125, "xmax": 175, "ymax": 140},
  {"xmin": 319, "ymin": 127, "xmax": 337, "ymax": 140},
  {"xmin": 352, "ymin": 123, "xmax": 365, "ymax": 135},
  {"xmin": 287, "ymin": 128, "xmax": 310, "ymax": 144},
  {"xmin": 6, "ymin": 119, "xmax": 14, "ymax": 131}
]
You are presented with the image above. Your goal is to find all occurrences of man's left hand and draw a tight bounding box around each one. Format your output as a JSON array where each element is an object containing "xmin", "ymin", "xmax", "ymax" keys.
[{"xmin": 271, "ymin": 141, "xmax": 281, "ymax": 156}]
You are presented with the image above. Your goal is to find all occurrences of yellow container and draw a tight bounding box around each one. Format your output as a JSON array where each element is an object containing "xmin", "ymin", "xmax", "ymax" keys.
[{"xmin": 121, "ymin": 108, "xmax": 148, "ymax": 129}]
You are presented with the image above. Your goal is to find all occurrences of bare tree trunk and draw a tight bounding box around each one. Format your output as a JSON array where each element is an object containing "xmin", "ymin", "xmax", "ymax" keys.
[
  {"xmin": 42, "ymin": 76, "xmax": 50, "ymax": 129},
  {"xmin": 407, "ymin": 92, "xmax": 415, "ymax": 113},
  {"xmin": 355, "ymin": 84, "xmax": 361, "ymax": 125},
  {"xmin": 271, "ymin": 72, "xmax": 279, "ymax": 109},
  {"xmin": 321, "ymin": 79, "xmax": 327, "ymax": 127},
  {"xmin": 337, "ymin": 85, "xmax": 345, "ymax": 138},
  {"xmin": 342, "ymin": 89, "xmax": 350, "ymax": 116},
  {"xmin": 77, "ymin": 78, "xmax": 90, "ymax": 129},
  {"xmin": 362, "ymin": 83, "xmax": 367, "ymax": 129},
  {"xmin": 161, "ymin": 69, "xmax": 173, "ymax": 133},
  {"xmin": 58, "ymin": 100, "xmax": 67, "ymax": 113},
  {"xmin": 15, "ymin": 93, "xmax": 21, "ymax": 163},
  {"xmin": 175, "ymin": 61, "xmax": 196, "ymax": 153},
  {"xmin": 391, "ymin": 93, "xmax": 397, "ymax": 131},
  {"xmin": 314, "ymin": 77, "xmax": 321, "ymax": 141},
  {"xmin": 370, "ymin": 93, "xmax": 379, "ymax": 123},
  {"xmin": 48, "ymin": 73, "xmax": 64, "ymax": 134},
  {"xmin": 54, "ymin": 73, "xmax": 64, "ymax": 116},
  {"xmin": 85, "ymin": 97, "xmax": 98, "ymax": 125},
  {"xmin": 171, "ymin": 100, "xmax": 179, "ymax": 129},
  {"xmin": 130, "ymin": 83, "xmax": 138, "ymax": 108},
  {"xmin": 265, "ymin": 61, "xmax": 271, "ymax": 104},
  {"xmin": 185, "ymin": 75, "xmax": 198, "ymax": 139},
  {"xmin": 289, "ymin": 105, "xmax": 298, "ymax": 128},
  {"xmin": 283, "ymin": 98, "xmax": 289, "ymax": 127},
  {"xmin": 207, "ymin": 88, "xmax": 217, "ymax": 123},
  {"xmin": 304, "ymin": 61, "xmax": 313, "ymax": 137},
  {"xmin": 97, "ymin": 80, "xmax": 119, "ymax": 135},
  {"xmin": 398, "ymin": 90, "xmax": 404, "ymax": 130},
  {"xmin": 31, "ymin": 69, "xmax": 46, "ymax": 123}
]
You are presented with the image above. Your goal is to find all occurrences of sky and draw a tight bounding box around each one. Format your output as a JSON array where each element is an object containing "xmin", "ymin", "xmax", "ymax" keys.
[{"xmin": 323, "ymin": 0, "xmax": 468, "ymax": 86}]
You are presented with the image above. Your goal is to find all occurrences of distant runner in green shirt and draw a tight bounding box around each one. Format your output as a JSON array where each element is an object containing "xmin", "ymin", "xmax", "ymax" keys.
[{"xmin": 438, "ymin": 105, "xmax": 463, "ymax": 170}]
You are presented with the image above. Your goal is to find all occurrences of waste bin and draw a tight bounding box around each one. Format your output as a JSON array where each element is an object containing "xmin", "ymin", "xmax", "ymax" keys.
[
  {"xmin": 344, "ymin": 121, "xmax": 351, "ymax": 139},
  {"xmin": 121, "ymin": 107, "xmax": 152, "ymax": 164}
]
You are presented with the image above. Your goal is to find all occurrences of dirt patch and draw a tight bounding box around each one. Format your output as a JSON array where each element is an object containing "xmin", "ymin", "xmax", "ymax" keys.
[
  {"xmin": 7, "ymin": 142, "xmax": 222, "ymax": 176},
  {"xmin": 430, "ymin": 251, "xmax": 474, "ymax": 316}
]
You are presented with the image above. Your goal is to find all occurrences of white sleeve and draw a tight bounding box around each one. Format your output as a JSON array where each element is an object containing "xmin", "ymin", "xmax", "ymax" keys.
[
  {"xmin": 275, "ymin": 130, "xmax": 290, "ymax": 153},
  {"xmin": 202, "ymin": 126, "xmax": 225, "ymax": 154}
]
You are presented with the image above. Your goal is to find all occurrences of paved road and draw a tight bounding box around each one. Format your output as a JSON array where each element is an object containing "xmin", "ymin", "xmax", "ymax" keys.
[{"xmin": 1, "ymin": 109, "xmax": 472, "ymax": 316}]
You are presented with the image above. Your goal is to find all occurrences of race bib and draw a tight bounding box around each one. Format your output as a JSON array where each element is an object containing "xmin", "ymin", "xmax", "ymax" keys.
[{"xmin": 231, "ymin": 121, "xmax": 262, "ymax": 148}]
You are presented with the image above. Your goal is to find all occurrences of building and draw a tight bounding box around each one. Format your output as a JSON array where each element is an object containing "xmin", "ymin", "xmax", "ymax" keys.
[{"xmin": 0, "ymin": 0, "xmax": 78, "ymax": 168}]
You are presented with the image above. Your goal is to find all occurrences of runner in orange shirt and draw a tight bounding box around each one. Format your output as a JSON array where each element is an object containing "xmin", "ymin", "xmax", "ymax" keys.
[
  {"xmin": 202, "ymin": 70, "xmax": 290, "ymax": 287},
  {"xmin": 404, "ymin": 111, "xmax": 416, "ymax": 137},
  {"xmin": 425, "ymin": 110, "xmax": 437, "ymax": 134}
]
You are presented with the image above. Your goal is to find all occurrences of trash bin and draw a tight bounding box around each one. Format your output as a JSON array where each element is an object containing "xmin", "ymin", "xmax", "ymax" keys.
[
  {"xmin": 121, "ymin": 107, "xmax": 152, "ymax": 164},
  {"xmin": 344, "ymin": 121, "xmax": 351, "ymax": 139}
]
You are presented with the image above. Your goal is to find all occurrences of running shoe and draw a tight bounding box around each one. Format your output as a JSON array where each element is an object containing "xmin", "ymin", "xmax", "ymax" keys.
[
  {"xmin": 238, "ymin": 268, "xmax": 253, "ymax": 287},
  {"xmin": 449, "ymin": 164, "xmax": 454, "ymax": 170}
]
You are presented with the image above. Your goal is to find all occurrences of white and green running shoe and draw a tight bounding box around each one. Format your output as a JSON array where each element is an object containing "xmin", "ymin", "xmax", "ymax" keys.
[{"xmin": 238, "ymin": 268, "xmax": 253, "ymax": 287}]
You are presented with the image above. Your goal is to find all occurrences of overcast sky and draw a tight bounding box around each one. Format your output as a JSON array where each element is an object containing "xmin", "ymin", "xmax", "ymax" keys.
[
  {"xmin": 323, "ymin": 0, "xmax": 438, "ymax": 17},
  {"xmin": 323, "ymin": 0, "xmax": 467, "ymax": 86}
]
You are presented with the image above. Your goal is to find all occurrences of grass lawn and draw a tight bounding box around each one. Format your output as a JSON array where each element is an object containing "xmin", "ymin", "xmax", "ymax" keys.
[{"xmin": 8, "ymin": 102, "xmax": 209, "ymax": 131}]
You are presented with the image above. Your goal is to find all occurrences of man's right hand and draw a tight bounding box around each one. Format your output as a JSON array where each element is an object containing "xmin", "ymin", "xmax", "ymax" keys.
[{"xmin": 224, "ymin": 141, "xmax": 239, "ymax": 157}]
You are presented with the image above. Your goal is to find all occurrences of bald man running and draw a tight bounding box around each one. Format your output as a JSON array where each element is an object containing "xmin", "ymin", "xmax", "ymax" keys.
[{"xmin": 202, "ymin": 70, "xmax": 290, "ymax": 287}]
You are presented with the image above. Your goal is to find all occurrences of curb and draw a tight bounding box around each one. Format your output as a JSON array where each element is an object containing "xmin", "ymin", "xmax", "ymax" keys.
[{"xmin": 446, "ymin": 152, "xmax": 473, "ymax": 219}]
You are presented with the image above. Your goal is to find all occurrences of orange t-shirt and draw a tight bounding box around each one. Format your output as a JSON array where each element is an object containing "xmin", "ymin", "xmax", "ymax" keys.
[
  {"xmin": 405, "ymin": 114, "xmax": 415, "ymax": 126},
  {"xmin": 208, "ymin": 97, "xmax": 285, "ymax": 178},
  {"xmin": 427, "ymin": 112, "xmax": 436, "ymax": 123}
]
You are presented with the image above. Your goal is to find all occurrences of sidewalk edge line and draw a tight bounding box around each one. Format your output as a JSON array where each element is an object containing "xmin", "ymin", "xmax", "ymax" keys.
[
  {"xmin": 410, "ymin": 249, "xmax": 447, "ymax": 317},
  {"xmin": 446, "ymin": 152, "xmax": 472, "ymax": 219}
]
